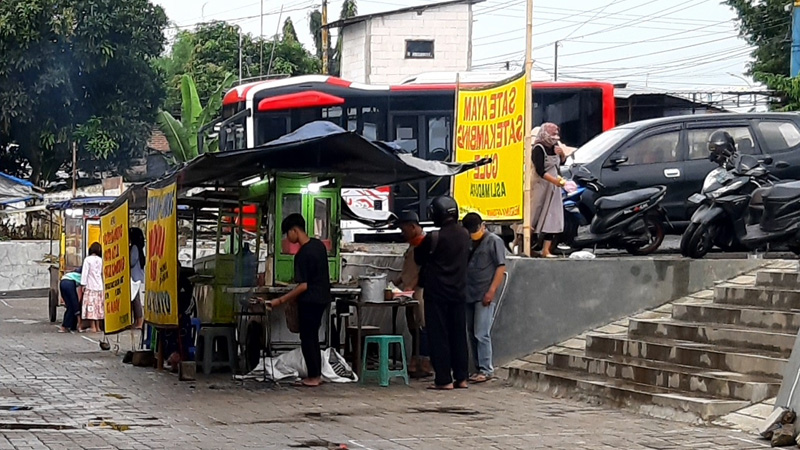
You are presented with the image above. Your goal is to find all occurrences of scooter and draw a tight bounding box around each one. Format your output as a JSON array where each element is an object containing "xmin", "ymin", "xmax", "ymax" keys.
[
  {"xmin": 559, "ymin": 165, "xmax": 668, "ymax": 255},
  {"xmin": 680, "ymin": 153, "xmax": 787, "ymax": 258}
]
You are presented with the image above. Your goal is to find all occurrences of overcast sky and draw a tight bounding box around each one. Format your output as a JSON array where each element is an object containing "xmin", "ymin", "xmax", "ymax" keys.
[{"xmin": 152, "ymin": 0, "xmax": 758, "ymax": 91}]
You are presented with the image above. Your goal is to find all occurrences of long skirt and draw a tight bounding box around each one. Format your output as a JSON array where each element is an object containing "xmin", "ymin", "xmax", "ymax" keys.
[{"xmin": 82, "ymin": 289, "xmax": 105, "ymax": 320}]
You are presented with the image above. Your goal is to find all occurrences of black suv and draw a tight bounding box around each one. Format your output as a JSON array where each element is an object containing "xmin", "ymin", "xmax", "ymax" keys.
[{"xmin": 568, "ymin": 113, "xmax": 800, "ymax": 228}]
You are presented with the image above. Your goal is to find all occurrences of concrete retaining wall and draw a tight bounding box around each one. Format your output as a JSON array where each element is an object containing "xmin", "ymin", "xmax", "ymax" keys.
[
  {"xmin": 0, "ymin": 240, "xmax": 57, "ymax": 294},
  {"xmin": 492, "ymin": 257, "xmax": 768, "ymax": 366}
]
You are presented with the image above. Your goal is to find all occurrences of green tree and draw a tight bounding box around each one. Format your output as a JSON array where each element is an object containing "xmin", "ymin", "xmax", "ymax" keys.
[
  {"xmin": 157, "ymin": 21, "xmax": 319, "ymax": 115},
  {"xmin": 725, "ymin": 0, "xmax": 790, "ymax": 81},
  {"xmin": 156, "ymin": 73, "xmax": 234, "ymax": 163},
  {"xmin": 309, "ymin": 0, "xmax": 357, "ymax": 76},
  {"xmin": 0, "ymin": 0, "xmax": 168, "ymax": 185},
  {"xmin": 283, "ymin": 18, "xmax": 298, "ymax": 42}
]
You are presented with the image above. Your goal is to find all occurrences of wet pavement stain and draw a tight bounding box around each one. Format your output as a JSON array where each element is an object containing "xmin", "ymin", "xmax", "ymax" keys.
[
  {"xmin": 410, "ymin": 406, "xmax": 486, "ymax": 417},
  {"xmin": 0, "ymin": 422, "xmax": 77, "ymax": 431},
  {"xmin": 289, "ymin": 439, "xmax": 347, "ymax": 449},
  {"xmin": 0, "ymin": 405, "xmax": 32, "ymax": 411}
]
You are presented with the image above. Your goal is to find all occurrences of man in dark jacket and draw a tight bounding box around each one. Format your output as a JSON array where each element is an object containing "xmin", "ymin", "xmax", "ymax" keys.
[{"xmin": 415, "ymin": 196, "xmax": 471, "ymax": 390}]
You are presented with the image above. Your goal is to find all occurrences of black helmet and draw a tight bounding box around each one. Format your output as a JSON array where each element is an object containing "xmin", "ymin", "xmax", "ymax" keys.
[
  {"xmin": 428, "ymin": 196, "xmax": 459, "ymax": 227},
  {"xmin": 708, "ymin": 130, "xmax": 736, "ymax": 164}
]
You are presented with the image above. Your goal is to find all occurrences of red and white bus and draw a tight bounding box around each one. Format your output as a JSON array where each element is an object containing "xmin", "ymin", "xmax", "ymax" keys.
[{"xmin": 218, "ymin": 73, "xmax": 615, "ymax": 228}]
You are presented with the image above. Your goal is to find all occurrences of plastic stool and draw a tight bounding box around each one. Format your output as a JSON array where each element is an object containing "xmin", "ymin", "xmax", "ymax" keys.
[
  {"xmin": 188, "ymin": 318, "xmax": 201, "ymax": 360},
  {"xmin": 360, "ymin": 335, "xmax": 409, "ymax": 387},
  {"xmin": 196, "ymin": 326, "xmax": 237, "ymax": 375}
]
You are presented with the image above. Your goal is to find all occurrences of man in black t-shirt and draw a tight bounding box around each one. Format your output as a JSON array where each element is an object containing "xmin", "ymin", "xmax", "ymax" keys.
[
  {"xmin": 268, "ymin": 213, "xmax": 331, "ymax": 387},
  {"xmin": 415, "ymin": 196, "xmax": 471, "ymax": 390}
]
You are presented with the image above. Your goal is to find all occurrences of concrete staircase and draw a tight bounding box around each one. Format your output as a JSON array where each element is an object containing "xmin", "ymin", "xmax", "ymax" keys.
[{"xmin": 506, "ymin": 262, "xmax": 799, "ymax": 423}]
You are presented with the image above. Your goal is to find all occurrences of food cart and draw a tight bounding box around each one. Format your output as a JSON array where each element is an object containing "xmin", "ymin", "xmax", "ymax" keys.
[
  {"xmin": 103, "ymin": 121, "xmax": 487, "ymax": 374},
  {"xmin": 45, "ymin": 197, "xmax": 117, "ymax": 322}
]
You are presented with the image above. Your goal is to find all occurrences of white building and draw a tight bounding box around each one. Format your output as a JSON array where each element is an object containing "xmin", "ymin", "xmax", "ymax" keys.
[{"xmin": 327, "ymin": 0, "xmax": 483, "ymax": 85}]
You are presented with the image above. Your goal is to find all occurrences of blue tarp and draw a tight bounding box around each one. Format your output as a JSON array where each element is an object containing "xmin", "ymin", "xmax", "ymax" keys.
[{"xmin": 0, "ymin": 171, "xmax": 38, "ymax": 205}]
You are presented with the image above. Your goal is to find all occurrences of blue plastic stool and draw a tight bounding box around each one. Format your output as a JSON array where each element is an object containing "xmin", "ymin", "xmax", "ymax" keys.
[
  {"xmin": 188, "ymin": 318, "xmax": 201, "ymax": 360},
  {"xmin": 360, "ymin": 335, "xmax": 409, "ymax": 387}
]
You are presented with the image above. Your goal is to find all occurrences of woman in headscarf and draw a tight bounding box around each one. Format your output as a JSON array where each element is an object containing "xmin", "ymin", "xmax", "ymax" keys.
[
  {"xmin": 129, "ymin": 227, "xmax": 146, "ymax": 329},
  {"xmin": 530, "ymin": 123, "xmax": 567, "ymax": 258}
]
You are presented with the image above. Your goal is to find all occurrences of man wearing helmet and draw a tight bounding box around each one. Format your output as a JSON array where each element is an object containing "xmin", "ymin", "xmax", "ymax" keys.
[
  {"xmin": 708, "ymin": 130, "xmax": 737, "ymax": 166},
  {"xmin": 414, "ymin": 195, "xmax": 472, "ymax": 390}
]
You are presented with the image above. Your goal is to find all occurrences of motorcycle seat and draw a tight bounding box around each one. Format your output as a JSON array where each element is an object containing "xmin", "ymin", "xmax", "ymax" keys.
[
  {"xmin": 594, "ymin": 187, "xmax": 663, "ymax": 210},
  {"xmin": 763, "ymin": 180, "xmax": 800, "ymax": 202}
]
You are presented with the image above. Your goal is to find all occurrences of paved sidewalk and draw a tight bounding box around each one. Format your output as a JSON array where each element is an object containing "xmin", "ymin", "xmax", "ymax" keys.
[{"xmin": 0, "ymin": 296, "xmax": 772, "ymax": 449}]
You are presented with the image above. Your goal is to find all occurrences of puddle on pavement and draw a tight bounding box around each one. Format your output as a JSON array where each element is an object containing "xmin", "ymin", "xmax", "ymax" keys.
[
  {"xmin": 0, "ymin": 423, "xmax": 77, "ymax": 431},
  {"xmin": 0, "ymin": 406, "xmax": 32, "ymax": 411},
  {"xmin": 304, "ymin": 411, "xmax": 348, "ymax": 420},
  {"xmin": 102, "ymin": 393, "xmax": 129, "ymax": 399},
  {"xmin": 410, "ymin": 406, "xmax": 483, "ymax": 416},
  {"xmin": 289, "ymin": 440, "xmax": 347, "ymax": 449}
]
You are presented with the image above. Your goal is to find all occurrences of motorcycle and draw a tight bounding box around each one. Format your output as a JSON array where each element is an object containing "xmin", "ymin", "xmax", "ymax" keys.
[
  {"xmin": 680, "ymin": 152, "xmax": 792, "ymax": 258},
  {"xmin": 557, "ymin": 165, "xmax": 668, "ymax": 255}
]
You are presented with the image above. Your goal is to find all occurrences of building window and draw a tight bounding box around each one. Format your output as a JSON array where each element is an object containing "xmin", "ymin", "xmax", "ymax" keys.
[{"xmin": 405, "ymin": 40, "xmax": 434, "ymax": 59}]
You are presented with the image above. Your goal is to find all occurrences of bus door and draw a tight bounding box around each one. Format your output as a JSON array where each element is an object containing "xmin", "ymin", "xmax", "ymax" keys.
[{"xmin": 389, "ymin": 113, "xmax": 453, "ymax": 221}]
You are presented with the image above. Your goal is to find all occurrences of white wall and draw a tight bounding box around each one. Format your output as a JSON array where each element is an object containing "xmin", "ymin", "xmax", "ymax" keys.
[
  {"xmin": 339, "ymin": 3, "xmax": 472, "ymax": 84},
  {"xmin": 0, "ymin": 241, "xmax": 57, "ymax": 293}
]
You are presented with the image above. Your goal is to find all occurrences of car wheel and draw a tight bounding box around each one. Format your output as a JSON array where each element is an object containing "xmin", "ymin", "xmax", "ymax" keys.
[
  {"xmin": 626, "ymin": 215, "xmax": 665, "ymax": 256},
  {"xmin": 48, "ymin": 288, "xmax": 58, "ymax": 323},
  {"xmin": 684, "ymin": 222, "xmax": 713, "ymax": 259}
]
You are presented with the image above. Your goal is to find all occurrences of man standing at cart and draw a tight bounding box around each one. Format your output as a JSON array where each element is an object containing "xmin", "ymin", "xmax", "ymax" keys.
[
  {"xmin": 393, "ymin": 211, "xmax": 433, "ymax": 378},
  {"xmin": 415, "ymin": 196, "xmax": 471, "ymax": 390},
  {"xmin": 268, "ymin": 213, "xmax": 331, "ymax": 388}
]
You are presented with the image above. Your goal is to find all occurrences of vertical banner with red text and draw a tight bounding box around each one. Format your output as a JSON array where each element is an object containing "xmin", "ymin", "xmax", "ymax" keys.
[
  {"xmin": 144, "ymin": 182, "xmax": 179, "ymax": 327},
  {"xmin": 100, "ymin": 200, "xmax": 132, "ymax": 334},
  {"xmin": 453, "ymin": 72, "xmax": 526, "ymax": 220}
]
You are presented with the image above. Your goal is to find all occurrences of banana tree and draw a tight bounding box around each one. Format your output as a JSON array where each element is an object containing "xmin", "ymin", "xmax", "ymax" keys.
[{"xmin": 156, "ymin": 73, "xmax": 236, "ymax": 163}]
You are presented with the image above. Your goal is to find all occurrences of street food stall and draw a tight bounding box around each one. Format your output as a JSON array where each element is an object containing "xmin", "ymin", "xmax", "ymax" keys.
[
  {"xmin": 103, "ymin": 121, "xmax": 488, "ymax": 376},
  {"xmin": 45, "ymin": 197, "xmax": 117, "ymax": 322}
]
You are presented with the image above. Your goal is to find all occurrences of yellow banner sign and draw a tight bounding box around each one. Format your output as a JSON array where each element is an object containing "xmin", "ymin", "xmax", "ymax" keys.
[
  {"xmin": 145, "ymin": 183, "xmax": 179, "ymax": 327},
  {"xmin": 101, "ymin": 201, "xmax": 132, "ymax": 334},
  {"xmin": 453, "ymin": 72, "xmax": 526, "ymax": 220}
]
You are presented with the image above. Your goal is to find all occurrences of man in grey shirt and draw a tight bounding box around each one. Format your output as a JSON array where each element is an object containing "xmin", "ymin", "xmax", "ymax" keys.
[{"xmin": 462, "ymin": 213, "xmax": 507, "ymax": 383}]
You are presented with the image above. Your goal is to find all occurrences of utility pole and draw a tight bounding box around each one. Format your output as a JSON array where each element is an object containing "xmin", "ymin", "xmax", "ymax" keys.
[
  {"xmin": 71, "ymin": 142, "xmax": 77, "ymax": 198},
  {"xmin": 554, "ymin": 41, "xmax": 559, "ymax": 81},
  {"xmin": 238, "ymin": 28, "xmax": 243, "ymax": 83},
  {"xmin": 260, "ymin": 0, "xmax": 264, "ymax": 76},
  {"xmin": 522, "ymin": 0, "xmax": 534, "ymax": 256},
  {"xmin": 322, "ymin": 0, "xmax": 329, "ymax": 75},
  {"xmin": 792, "ymin": 0, "xmax": 800, "ymax": 77}
]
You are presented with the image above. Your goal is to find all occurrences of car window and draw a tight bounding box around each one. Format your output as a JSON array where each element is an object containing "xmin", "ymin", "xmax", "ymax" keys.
[
  {"xmin": 613, "ymin": 131, "xmax": 681, "ymax": 166},
  {"xmin": 571, "ymin": 127, "xmax": 635, "ymax": 165},
  {"xmin": 757, "ymin": 121, "xmax": 800, "ymax": 153},
  {"xmin": 687, "ymin": 127, "xmax": 757, "ymax": 160}
]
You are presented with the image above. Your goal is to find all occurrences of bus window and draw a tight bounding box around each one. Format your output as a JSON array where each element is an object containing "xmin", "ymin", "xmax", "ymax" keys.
[
  {"xmin": 322, "ymin": 107, "xmax": 344, "ymax": 127},
  {"xmin": 256, "ymin": 114, "xmax": 290, "ymax": 146},
  {"xmin": 346, "ymin": 105, "xmax": 386, "ymax": 141},
  {"xmin": 427, "ymin": 116, "xmax": 451, "ymax": 162},
  {"xmin": 534, "ymin": 89, "xmax": 603, "ymax": 147}
]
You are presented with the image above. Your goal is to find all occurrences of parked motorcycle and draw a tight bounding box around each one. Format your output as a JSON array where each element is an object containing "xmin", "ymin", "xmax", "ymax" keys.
[
  {"xmin": 680, "ymin": 152, "xmax": 792, "ymax": 258},
  {"xmin": 557, "ymin": 165, "xmax": 668, "ymax": 255}
]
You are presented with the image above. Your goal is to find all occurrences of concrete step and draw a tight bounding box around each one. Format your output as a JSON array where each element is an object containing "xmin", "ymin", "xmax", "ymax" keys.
[
  {"xmin": 547, "ymin": 350, "xmax": 780, "ymax": 403},
  {"xmin": 756, "ymin": 269, "xmax": 800, "ymax": 289},
  {"xmin": 507, "ymin": 362, "xmax": 750, "ymax": 422},
  {"xmin": 715, "ymin": 285, "xmax": 800, "ymax": 310},
  {"xmin": 628, "ymin": 318, "xmax": 795, "ymax": 355},
  {"xmin": 586, "ymin": 334, "xmax": 787, "ymax": 378},
  {"xmin": 672, "ymin": 301, "xmax": 800, "ymax": 333}
]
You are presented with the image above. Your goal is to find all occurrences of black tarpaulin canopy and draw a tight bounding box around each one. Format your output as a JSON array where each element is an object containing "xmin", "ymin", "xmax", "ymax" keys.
[{"xmin": 157, "ymin": 121, "xmax": 488, "ymax": 189}]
